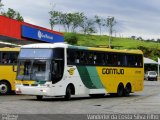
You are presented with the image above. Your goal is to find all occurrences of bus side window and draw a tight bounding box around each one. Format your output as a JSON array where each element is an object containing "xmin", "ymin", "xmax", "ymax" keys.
[
  {"xmin": 107, "ymin": 53, "xmax": 117, "ymax": 66},
  {"xmin": 1, "ymin": 52, "xmax": 18, "ymax": 64},
  {"xmin": 75, "ymin": 51, "xmax": 80, "ymax": 64},
  {"xmin": 113, "ymin": 54, "xmax": 118, "ymax": 66},
  {"xmin": 127, "ymin": 55, "xmax": 139, "ymax": 67},
  {"xmin": 117, "ymin": 54, "xmax": 126, "ymax": 66},
  {"xmin": 0, "ymin": 52, "xmax": 1, "ymax": 63},
  {"xmin": 10, "ymin": 52, "xmax": 18, "ymax": 64},
  {"xmin": 127, "ymin": 55, "xmax": 132, "ymax": 67},
  {"xmin": 136, "ymin": 55, "xmax": 143, "ymax": 67},
  {"xmin": 80, "ymin": 51, "xmax": 85, "ymax": 64},
  {"xmin": 88, "ymin": 52, "xmax": 94, "ymax": 65},
  {"xmin": 2, "ymin": 52, "xmax": 9, "ymax": 64},
  {"xmin": 101, "ymin": 53, "xmax": 106, "ymax": 65},
  {"xmin": 95, "ymin": 52, "xmax": 105, "ymax": 66},
  {"xmin": 93, "ymin": 53, "xmax": 97, "ymax": 65},
  {"xmin": 67, "ymin": 49, "xmax": 75, "ymax": 65},
  {"xmin": 106, "ymin": 53, "xmax": 109, "ymax": 66}
]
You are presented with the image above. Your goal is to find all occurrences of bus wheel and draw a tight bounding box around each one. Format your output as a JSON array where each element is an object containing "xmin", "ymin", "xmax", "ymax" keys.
[
  {"xmin": 36, "ymin": 95, "xmax": 43, "ymax": 100},
  {"xmin": 117, "ymin": 84, "xmax": 124, "ymax": 97},
  {"xmin": 124, "ymin": 84, "xmax": 131, "ymax": 97},
  {"xmin": 0, "ymin": 81, "xmax": 11, "ymax": 95},
  {"xmin": 64, "ymin": 86, "xmax": 72, "ymax": 100}
]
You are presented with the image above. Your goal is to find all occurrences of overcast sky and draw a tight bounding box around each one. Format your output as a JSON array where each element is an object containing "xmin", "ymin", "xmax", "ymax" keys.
[{"xmin": 2, "ymin": 0, "xmax": 160, "ymax": 39}]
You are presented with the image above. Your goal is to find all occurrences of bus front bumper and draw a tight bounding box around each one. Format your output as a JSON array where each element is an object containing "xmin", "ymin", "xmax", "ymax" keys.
[{"xmin": 15, "ymin": 85, "xmax": 51, "ymax": 96}]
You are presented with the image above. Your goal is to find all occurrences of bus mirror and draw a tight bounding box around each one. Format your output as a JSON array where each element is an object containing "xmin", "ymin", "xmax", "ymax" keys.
[{"xmin": 12, "ymin": 63, "xmax": 17, "ymax": 72}]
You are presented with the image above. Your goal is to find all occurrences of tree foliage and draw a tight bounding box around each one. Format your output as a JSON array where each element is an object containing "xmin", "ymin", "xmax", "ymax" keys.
[
  {"xmin": 105, "ymin": 17, "xmax": 116, "ymax": 36},
  {"xmin": 71, "ymin": 12, "xmax": 85, "ymax": 32},
  {"xmin": 49, "ymin": 10, "xmax": 118, "ymax": 46},
  {"xmin": 0, "ymin": 0, "xmax": 4, "ymax": 10},
  {"xmin": 64, "ymin": 33, "xmax": 78, "ymax": 45},
  {"xmin": 80, "ymin": 17, "xmax": 96, "ymax": 34},
  {"xmin": 49, "ymin": 10, "xmax": 118, "ymax": 37},
  {"xmin": 94, "ymin": 15, "xmax": 104, "ymax": 35},
  {"xmin": 138, "ymin": 46, "xmax": 160, "ymax": 61},
  {"xmin": 49, "ymin": 11, "xmax": 86, "ymax": 33},
  {"xmin": 1, "ymin": 8, "xmax": 24, "ymax": 21},
  {"xmin": 49, "ymin": 11, "xmax": 60, "ymax": 30},
  {"xmin": 0, "ymin": 1, "xmax": 24, "ymax": 22}
]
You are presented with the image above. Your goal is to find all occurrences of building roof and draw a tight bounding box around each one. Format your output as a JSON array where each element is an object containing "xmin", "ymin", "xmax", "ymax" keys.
[
  {"xmin": 144, "ymin": 57, "xmax": 157, "ymax": 64},
  {"xmin": 0, "ymin": 36, "xmax": 36, "ymax": 47}
]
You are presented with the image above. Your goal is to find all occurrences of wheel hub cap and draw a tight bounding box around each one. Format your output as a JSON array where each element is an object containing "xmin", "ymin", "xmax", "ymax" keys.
[{"xmin": 0, "ymin": 84, "xmax": 7, "ymax": 93}]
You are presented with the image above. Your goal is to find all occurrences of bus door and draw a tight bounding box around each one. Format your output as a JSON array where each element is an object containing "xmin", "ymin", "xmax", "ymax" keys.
[{"xmin": 51, "ymin": 48, "xmax": 64, "ymax": 83}]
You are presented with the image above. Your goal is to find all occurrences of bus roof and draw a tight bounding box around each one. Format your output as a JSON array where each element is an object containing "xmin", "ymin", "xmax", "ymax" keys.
[
  {"xmin": 21, "ymin": 43, "xmax": 143, "ymax": 54},
  {"xmin": 0, "ymin": 47, "xmax": 20, "ymax": 51},
  {"xmin": 21, "ymin": 43, "xmax": 68, "ymax": 49}
]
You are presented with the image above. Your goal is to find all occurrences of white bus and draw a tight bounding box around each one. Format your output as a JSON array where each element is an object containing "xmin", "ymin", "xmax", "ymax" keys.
[{"xmin": 15, "ymin": 43, "xmax": 144, "ymax": 100}]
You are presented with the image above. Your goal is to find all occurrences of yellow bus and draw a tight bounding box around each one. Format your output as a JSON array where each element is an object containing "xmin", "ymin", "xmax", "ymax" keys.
[
  {"xmin": 0, "ymin": 47, "xmax": 19, "ymax": 94},
  {"xmin": 15, "ymin": 43, "xmax": 144, "ymax": 100}
]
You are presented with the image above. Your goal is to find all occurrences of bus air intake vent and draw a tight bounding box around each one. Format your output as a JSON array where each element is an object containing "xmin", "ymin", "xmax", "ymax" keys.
[
  {"xmin": 23, "ymin": 84, "xmax": 29, "ymax": 86},
  {"xmin": 31, "ymin": 84, "xmax": 38, "ymax": 86}
]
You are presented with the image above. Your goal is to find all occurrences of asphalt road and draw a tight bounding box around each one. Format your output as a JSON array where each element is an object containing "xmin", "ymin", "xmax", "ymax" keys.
[{"xmin": 0, "ymin": 81, "xmax": 160, "ymax": 120}]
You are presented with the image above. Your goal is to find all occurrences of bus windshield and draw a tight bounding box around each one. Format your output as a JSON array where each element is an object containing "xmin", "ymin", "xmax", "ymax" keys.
[
  {"xmin": 17, "ymin": 59, "xmax": 51, "ymax": 81},
  {"xmin": 18, "ymin": 48, "xmax": 53, "ymax": 59}
]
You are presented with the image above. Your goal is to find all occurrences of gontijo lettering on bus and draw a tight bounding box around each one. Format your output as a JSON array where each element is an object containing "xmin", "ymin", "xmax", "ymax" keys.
[{"xmin": 102, "ymin": 68, "xmax": 124, "ymax": 75}]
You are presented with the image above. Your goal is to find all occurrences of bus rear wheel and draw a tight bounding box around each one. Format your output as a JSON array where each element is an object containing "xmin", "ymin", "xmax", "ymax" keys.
[
  {"xmin": 117, "ymin": 84, "xmax": 124, "ymax": 97},
  {"xmin": 124, "ymin": 84, "xmax": 131, "ymax": 97},
  {"xmin": 0, "ymin": 81, "xmax": 11, "ymax": 95}
]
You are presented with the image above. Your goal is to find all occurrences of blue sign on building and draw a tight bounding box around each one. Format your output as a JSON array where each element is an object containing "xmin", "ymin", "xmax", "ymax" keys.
[{"xmin": 21, "ymin": 25, "xmax": 64, "ymax": 43}]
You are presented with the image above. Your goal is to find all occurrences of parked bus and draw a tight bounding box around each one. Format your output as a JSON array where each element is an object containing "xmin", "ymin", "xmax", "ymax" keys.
[
  {"xmin": 15, "ymin": 43, "xmax": 144, "ymax": 100},
  {"xmin": 0, "ymin": 47, "xmax": 19, "ymax": 94}
]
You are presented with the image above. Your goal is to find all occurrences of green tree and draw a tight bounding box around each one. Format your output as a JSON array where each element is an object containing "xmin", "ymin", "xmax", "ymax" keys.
[
  {"xmin": 157, "ymin": 39, "xmax": 160, "ymax": 43},
  {"xmin": 80, "ymin": 17, "xmax": 96, "ymax": 35},
  {"xmin": 49, "ymin": 11, "xmax": 86, "ymax": 33},
  {"xmin": 59, "ymin": 12, "xmax": 68, "ymax": 32},
  {"xmin": 65, "ymin": 13, "xmax": 73, "ymax": 32},
  {"xmin": 0, "ymin": 0, "xmax": 3, "ymax": 10},
  {"xmin": 1, "ymin": 8, "xmax": 24, "ymax": 21},
  {"xmin": 16, "ymin": 12, "xmax": 24, "ymax": 21},
  {"xmin": 65, "ymin": 33, "xmax": 78, "ymax": 45},
  {"xmin": 49, "ymin": 11, "xmax": 61, "ymax": 30},
  {"xmin": 104, "ymin": 17, "xmax": 116, "ymax": 47},
  {"xmin": 94, "ymin": 15, "xmax": 103, "ymax": 35},
  {"xmin": 106, "ymin": 17, "xmax": 116, "ymax": 36},
  {"xmin": 71, "ymin": 12, "xmax": 85, "ymax": 32},
  {"xmin": 58, "ymin": 12, "xmax": 76, "ymax": 32}
]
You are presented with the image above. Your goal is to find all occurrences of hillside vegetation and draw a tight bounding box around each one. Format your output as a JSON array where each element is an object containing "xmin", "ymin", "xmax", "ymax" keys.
[{"xmin": 64, "ymin": 33, "xmax": 160, "ymax": 61}]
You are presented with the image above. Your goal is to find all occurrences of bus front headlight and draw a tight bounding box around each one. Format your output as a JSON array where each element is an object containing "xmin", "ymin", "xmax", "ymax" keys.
[
  {"xmin": 16, "ymin": 88, "xmax": 22, "ymax": 93},
  {"xmin": 40, "ymin": 89, "xmax": 47, "ymax": 93}
]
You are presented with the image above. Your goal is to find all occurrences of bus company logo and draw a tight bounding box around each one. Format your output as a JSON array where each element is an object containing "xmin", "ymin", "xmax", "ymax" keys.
[
  {"xmin": 37, "ymin": 30, "xmax": 54, "ymax": 40},
  {"xmin": 68, "ymin": 68, "xmax": 75, "ymax": 75}
]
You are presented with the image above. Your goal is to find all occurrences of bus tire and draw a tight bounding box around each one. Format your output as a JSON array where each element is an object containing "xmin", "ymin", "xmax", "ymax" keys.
[
  {"xmin": 64, "ymin": 85, "xmax": 72, "ymax": 100},
  {"xmin": 124, "ymin": 83, "xmax": 131, "ymax": 97},
  {"xmin": 0, "ymin": 81, "xmax": 11, "ymax": 95},
  {"xmin": 36, "ymin": 95, "xmax": 43, "ymax": 100},
  {"xmin": 117, "ymin": 83, "xmax": 124, "ymax": 97}
]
